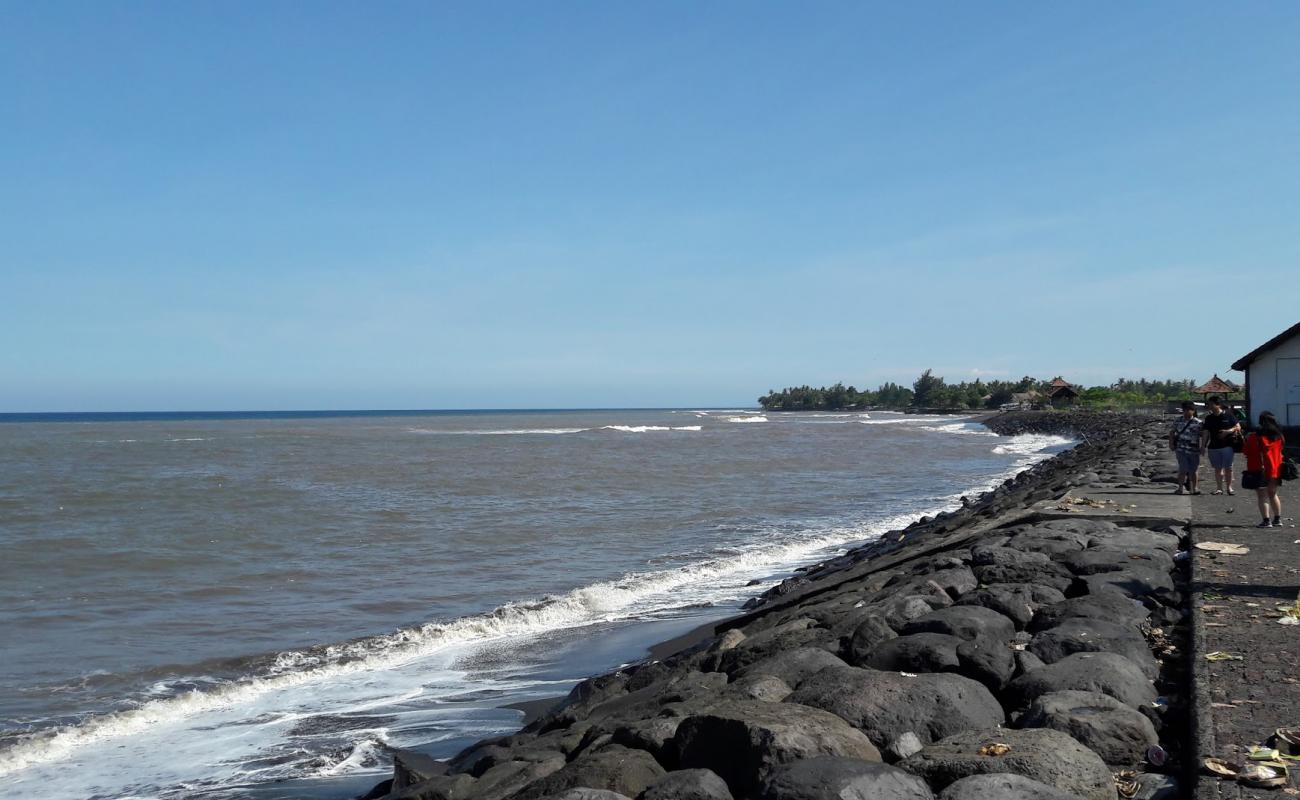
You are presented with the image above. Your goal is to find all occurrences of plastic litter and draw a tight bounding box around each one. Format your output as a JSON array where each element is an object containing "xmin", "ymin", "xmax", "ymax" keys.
[
  {"xmin": 1205, "ymin": 651, "xmax": 1244, "ymax": 662},
  {"xmin": 1238, "ymin": 762, "xmax": 1289, "ymax": 788},
  {"xmin": 1195, "ymin": 541, "xmax": 1251, "ymax": 555},
  {"xmin": 1115, "ymin": 769, "xmax": 1140, "ymax": 798},
  {"xmin": 1146, "ymin": 744, "xmax": 1168, "ymax": 767}
]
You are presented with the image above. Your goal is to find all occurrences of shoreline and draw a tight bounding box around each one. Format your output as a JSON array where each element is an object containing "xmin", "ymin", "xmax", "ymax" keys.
[
  {"xmin": 369, "ymin": 409, "xmax": 1194, "ymax": 800},
  {"xmin": 489, "ymin": 412, "xmax": 1059, "ymax": 730}
]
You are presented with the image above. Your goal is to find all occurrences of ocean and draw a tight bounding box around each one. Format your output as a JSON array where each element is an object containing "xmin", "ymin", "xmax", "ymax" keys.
[{"xmin": 0, "ymin": 409, "xmax": 1073, "ymax": 799}]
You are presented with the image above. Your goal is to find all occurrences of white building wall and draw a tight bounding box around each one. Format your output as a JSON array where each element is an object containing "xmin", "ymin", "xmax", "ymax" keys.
[{"xmin": 1247, "ymin": 333, "xmax": 1300, "ymax": 427}]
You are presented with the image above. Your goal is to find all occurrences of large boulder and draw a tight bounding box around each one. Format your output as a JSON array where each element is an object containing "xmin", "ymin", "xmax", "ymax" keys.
[
  {"xmin": 708, "ymin": 623, "xmax": 837, "ymax": 675},
  {"xmin": 390, "ymin": 773, "xmax": 476, "ymax": 800},
  {"xmin": 937, "ymin": 773, "xmax": 1084, "ymax": 799},
  {"xmin": 638, "ymin": 769, "xmax": 734, "ymax": 800},
  {"xmin": 1027, "ymin": 620, "xmax": 1159, "ymax": 679},
  {"xmin": 1058, "ymin": 546, "xmax": 1173, "ymax": 576},
  {"xmin": 756, "ymin": 757, "xmax": 934, "ymax": 800},
  {"xmin": 1016, "ymin": 690, "xmax": 1159, "ymax": 766},
  {"xmin": 723, "ymin": 674, "xmax": 793, "ymax": 703},
  {"xmin": 971, "ymin": 561, "xmax": 1075, "ymax": 594},
  {"xmin": 970, "ymin": 545, "xmax": 1052, "ymax": 570},
  {"xmin": 514, "ymin": 746, "xmax": 666, "ymax": 800},
  {"xmin": 920, "ymin": 566, "xmax": 979, "ymax": 599},
  {"xmin": 1004, "ymin": 652, "xmax": 1157, "ymax": 709},
  {"xmin": 1079, "ymin": 567, "xmax": 1175, "ymax": 601},
  {"xmin": 544, "ymin": 791, "xmax": 632, "ymax": 800},
  {"xmin": 1028, "ymin": 593, "xmax": 1149, "ymax": 634},
  {"xmin": 736, "ymin": 648, "xmax": 848, "ymax": 687},
  {"xmin": 956, "ymin": 584, "xmax": 1066, "ymax": 630},
  {"xmin": 901, "ymin": 728, "xmax": 1113, "ymax": 799},
  {"xmin": 877, "ymin": 595, "xmax": 954, "ymax": 631},
  {"xmin": 610, "ymin": 718, "xmax": 682, "ymax": 764},
  {"xmin": 587, "ymin": 671, "xmax": 728, "ymax": 724},
  {"xmin": 900, "ymin": 607, "xmax": 1016, "ymax": 643},
  {"xmin": 1083, "ymin": 527, "xmax": 1180, "ymax": 554},
  {"xmin": 673, "ymin": 700, "xmax": 881, "ymax": 797},
  {"xmin": 846, "ymin": 616, "xmax": 898, "ymax": 663},
  {"xmin": 859, "ymin": 633, "xmax": 962, "ymax": 674},
  {"xmin": 955, "ymin": 636, "xmax": 1016, "ymax": 690},
  {"xmin": 472, "ymin": 757, "xmax": 569, "ymax": 800},
  {"xmin": 1002, "ymin": 526, "xmax": 1090, "ymax": 558},
  {"xmin": 788, "ymin": 666, "xmax": 1005, "ymax": 750},
  {"xmin": 392, "ymin": 749, "xmax": 450, "ymax": 788}
]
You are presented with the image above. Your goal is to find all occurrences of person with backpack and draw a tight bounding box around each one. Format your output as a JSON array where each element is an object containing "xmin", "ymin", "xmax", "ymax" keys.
[
  {"xmin": 1199, "ymin": 395, "xmax": 1241, "ymax": 495},
  {"xmin": 1242, "ymin": 410, "xmax": 1285, "ymax": 528},
  {"xmin": 1168, "ymin": 400, "xmax": 1203, "ymax": 495}
]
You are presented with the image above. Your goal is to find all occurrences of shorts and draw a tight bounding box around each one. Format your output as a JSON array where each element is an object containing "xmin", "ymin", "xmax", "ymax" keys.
[
  {"xmin": 1207, "ymin": 447, "xmax": 1235, "ymax": 470},
  {"xmin": 1176, "ymin": 450, "xmax": 1200, "ymax": 473}
]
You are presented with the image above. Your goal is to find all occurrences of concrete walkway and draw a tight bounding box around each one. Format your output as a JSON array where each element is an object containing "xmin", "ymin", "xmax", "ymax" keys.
[{"xmin": 1190, "ymin": 457, "xmax": 1300, "ymax": 798}]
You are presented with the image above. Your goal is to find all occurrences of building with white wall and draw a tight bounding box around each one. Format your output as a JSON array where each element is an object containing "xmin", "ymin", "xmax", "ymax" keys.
[{"xmin": 1232, "ymin": 321, "xmax": 1300, "ymax": 431}]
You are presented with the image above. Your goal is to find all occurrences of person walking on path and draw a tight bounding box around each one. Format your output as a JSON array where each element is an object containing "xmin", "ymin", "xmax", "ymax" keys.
[
  {"xmin": 1169, "ymin": 400, "xmax": 1204, "ymax": 495},
  {"xmin": 1242, "ymin": 410, "xmax": 1286, "ymax": 527},
  {"xmin": 1199, "ymin": 395, "xmax": 1241, "ymax": 495}
]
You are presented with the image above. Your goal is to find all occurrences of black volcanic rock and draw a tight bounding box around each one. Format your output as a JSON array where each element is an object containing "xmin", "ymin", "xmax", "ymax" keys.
[
  {"xmin": 788, "ymin": 666, "xmax": 1004, "ymax": 750},
  {"xmin": 756, "ymin": 757, "xmax": 934, "ymax": 800},
  {"xmin": 673, "ymin": 700, "xmax": 880, "ymax": 796},
  {"xmin": 901, "ymin": 727, "xmax": 1113, "ymax": 799}
]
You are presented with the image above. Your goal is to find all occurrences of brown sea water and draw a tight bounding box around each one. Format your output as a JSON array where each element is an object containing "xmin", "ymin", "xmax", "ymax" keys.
[{"xmin": 0, "ymin": 409, "xmax": 1072, "ymax": 798}]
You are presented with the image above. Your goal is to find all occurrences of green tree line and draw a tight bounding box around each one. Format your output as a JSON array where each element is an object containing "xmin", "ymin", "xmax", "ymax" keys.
[{"xmin": 758, "ymin": 371, "xmax": 1201, "ymax": 411}]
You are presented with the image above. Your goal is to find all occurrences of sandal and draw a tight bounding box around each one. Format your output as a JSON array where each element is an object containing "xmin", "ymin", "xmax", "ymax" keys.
[
  {"xmin": 1276, "ymin": 727, "xmax": 1300, "ymax": 755},
  {"xmin": 1228, "ymin": 488, "xmax": 1236, "ymax": 496},
  {"xmin": 1212, "ymin": 489, "xmax": 1224, "ymax": 495}
]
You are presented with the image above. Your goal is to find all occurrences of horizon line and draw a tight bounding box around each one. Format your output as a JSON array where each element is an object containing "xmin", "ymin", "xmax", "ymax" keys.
[{"xmin": 0, "ymin": 406, "xmax": 762, "ymax": 421}]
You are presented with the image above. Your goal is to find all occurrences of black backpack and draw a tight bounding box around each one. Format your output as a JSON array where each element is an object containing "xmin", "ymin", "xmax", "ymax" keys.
[{"xmin": 1283, "ymin": 457, "xmax": 1300, "ymax": 482}]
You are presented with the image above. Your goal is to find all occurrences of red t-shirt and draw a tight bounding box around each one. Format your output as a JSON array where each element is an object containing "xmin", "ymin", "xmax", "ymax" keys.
[{"xmin": 1243, "ymin": 433, "xmax": 1285, "ymax": 479}]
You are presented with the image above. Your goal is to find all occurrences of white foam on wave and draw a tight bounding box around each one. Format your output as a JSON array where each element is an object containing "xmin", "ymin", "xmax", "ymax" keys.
[
  {"xmin": 931, "ymin": 432, "xmax": 1078, "ymax": 502},
  {"xmin": 917, "ymin": 422, "xmax": 998, "ymax": 436},
  {"xmin": 602, "ymin": 425, "xmax": 701, "ymax": 433},
  {"xmin": 993, "ymin": 433, "xmax": 1076, "ymax": 466},
  {"xmin": 855, "ymin": 414, "xmax": 958, "ymax": 425},
  {"xmin": 724, "ymin": 416, "xmax": 768, "ymax": 423}
]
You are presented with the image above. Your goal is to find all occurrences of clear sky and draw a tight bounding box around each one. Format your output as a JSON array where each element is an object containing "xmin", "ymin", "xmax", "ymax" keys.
[{"xmin": 3, "ymin": 3, "xmax": 1298, "ymax": 411}]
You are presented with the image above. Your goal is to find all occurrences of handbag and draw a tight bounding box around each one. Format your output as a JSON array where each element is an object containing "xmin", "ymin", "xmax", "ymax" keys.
[
  {"xmin": 1283, "ymin": 458, "xmax": 1299, "ymax": 482},
  {"xmin": 1229, "ymin": 430, "xmax": 1245, "ymax": 453},
  {"xmin": 1242, "ymin": 470, "xmax": 1263, "ymax": 490}
]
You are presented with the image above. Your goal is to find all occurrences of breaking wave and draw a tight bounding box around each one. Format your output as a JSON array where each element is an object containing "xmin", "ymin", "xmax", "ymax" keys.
[
  {"xmin": 601, "ymin": 425, "xmax": 702, "ymax": 433},
  {"xmin": 0, "ymin": 499, "xmax": 964, "ymax": 780},
  {"xmin": 917, "ymin": 422, "xmax": 998, "ymax": 436}
]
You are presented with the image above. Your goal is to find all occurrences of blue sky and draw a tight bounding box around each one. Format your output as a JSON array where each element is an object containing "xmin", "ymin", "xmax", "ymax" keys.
[{"xmin": 2, "ymin": 3, "xmax": 1298, "ymax": 410}]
